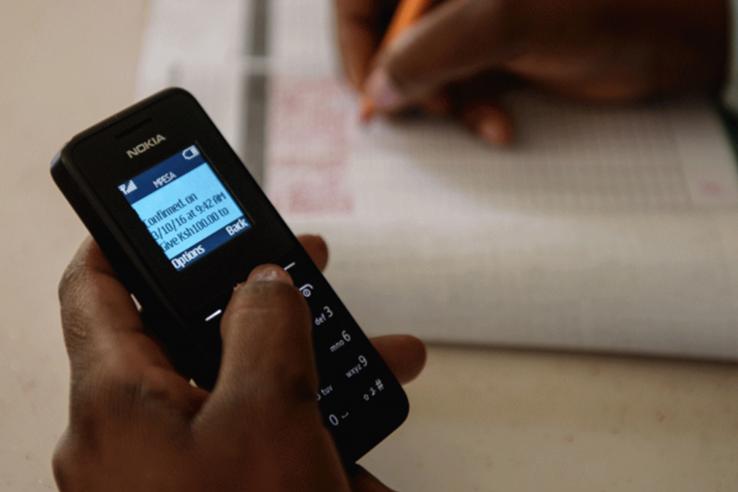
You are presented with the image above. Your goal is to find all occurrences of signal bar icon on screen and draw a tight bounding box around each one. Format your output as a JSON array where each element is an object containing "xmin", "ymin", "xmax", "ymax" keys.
[{"xmin": 118, "ymin": 180, "xmax": 138, "ymax": 196}]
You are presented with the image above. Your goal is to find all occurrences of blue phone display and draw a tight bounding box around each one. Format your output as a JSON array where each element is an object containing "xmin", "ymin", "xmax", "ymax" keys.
[{"xmin": 119, "ymin": 144, "xmax": 251, "ymax": 270}]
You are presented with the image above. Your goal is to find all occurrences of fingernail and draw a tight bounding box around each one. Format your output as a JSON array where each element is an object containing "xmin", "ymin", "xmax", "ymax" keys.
[
  {"xmin": 247, "ymin": 264, "xmax": 292, "ymax": 284},
  {"xmin": 366, "ymin": 68, "xmax": 405, "ymax": 111},
  {"xmin": 478, "ymin": 118, "xmax": 508, "ymax": 145}
]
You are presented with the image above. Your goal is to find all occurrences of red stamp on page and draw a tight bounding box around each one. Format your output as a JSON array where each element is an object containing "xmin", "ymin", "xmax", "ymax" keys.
[{"xmin": 266, "ymin": 76, "xmax": 354, "ymax": 215}]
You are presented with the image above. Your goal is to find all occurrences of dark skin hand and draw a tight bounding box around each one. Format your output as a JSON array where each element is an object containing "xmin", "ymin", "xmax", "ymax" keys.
[
  {"xmin": 337, "ymin": 0, "xmax": 728, "ymax": 144},
  {"xmin": 53, "ymin": 235, "xmax": 426, "ymax": 491}
]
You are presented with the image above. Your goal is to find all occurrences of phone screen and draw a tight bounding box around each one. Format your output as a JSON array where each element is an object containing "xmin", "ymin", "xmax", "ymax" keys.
[{"xmin": 118, "ymin": 144, "xmax": 251, "ymax": 271}]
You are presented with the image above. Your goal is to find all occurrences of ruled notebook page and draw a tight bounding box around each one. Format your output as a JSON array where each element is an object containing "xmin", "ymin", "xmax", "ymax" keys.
[{"xmin": 139, "ymin": 0, "xmax": 738, "ymax": 360}]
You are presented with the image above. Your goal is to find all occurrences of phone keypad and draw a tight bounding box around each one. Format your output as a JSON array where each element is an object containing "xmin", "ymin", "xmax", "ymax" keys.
[
  {"xmin": 278, "ymin": 253, "xmax": 397, "ymax": 434},
  {"xmin": 191, "ymin": 248, "xmax": 404, "ymax": 457}
]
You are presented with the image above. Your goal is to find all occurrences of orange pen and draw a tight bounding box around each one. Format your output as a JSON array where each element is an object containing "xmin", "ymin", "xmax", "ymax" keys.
[{"xmin": 359, "ymin": 0, "xmax": 433, "ymax": 122}]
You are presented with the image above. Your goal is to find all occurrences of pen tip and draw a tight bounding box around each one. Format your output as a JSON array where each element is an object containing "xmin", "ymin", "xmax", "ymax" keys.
[{"xmin": 359, "ymin": 102, "xmax": 375, "ymax": 124}]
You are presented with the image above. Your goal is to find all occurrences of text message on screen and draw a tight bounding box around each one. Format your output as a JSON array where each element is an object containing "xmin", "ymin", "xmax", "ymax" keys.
[{"xmin": 119, "ymin": 145, "xmax": 251, "ymax": 271}]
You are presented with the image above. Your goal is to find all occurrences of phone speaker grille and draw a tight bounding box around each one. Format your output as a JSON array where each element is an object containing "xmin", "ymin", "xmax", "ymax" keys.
[{"xmin": 115, "ymin": 118, "xmax": 153, "ymax": 138}]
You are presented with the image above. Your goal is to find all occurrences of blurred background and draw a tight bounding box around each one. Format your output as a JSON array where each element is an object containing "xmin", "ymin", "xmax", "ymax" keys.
[
  {"xmin": 2, "ymin": 1, "xmax": 738, "ymax": 490},
  {"xmin": 0, "ymin": 2, "xmax": 148, "ymax": 490}
]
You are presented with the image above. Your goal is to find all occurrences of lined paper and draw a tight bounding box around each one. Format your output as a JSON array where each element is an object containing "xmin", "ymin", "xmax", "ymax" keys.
[{"xmin": 138, "ymin": 0, "xmax": 738, "ymax": 360}]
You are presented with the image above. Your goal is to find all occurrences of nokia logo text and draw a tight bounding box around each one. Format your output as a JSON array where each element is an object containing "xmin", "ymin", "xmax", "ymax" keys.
[{"xmin": 126, "ymin": 134, "xmax": 166, "ymax": 159}]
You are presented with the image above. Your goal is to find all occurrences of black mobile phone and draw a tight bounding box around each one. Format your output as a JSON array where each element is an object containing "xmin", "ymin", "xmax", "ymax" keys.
[{"xmin": 51, "ymin": 88, "xmax": 408, "ymax": 463}]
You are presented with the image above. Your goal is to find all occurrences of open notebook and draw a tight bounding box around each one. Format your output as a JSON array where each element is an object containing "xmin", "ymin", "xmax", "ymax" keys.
[{"xmin": 137, "ymin": 0, "xmax": 738, "ymax": 360}]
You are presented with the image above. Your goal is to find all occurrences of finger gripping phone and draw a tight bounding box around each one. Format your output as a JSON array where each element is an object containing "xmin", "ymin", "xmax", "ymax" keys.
[{"xmin": 51, "ymin": 88, "xmax": 408, "ymax": 463}]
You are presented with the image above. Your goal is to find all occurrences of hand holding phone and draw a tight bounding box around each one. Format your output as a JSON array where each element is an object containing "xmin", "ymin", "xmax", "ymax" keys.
[
  {"xmin": 52, "ymin": 88, "xmax": 416, "ymax": 463},
  {"xmin": 53, "ymin": 238, "xmax": 425, "ymax": 491}
]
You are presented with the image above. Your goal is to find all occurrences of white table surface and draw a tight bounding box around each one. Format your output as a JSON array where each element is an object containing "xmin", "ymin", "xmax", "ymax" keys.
[{"xmin": 1, "ymin": 1, "xmax": 737, "ymax": 490}]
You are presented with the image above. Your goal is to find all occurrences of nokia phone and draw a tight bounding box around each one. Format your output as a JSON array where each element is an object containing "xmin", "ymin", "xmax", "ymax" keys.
[{"xmin": 50, "ymin": 88, "xmax": 408, "ymax": 463}]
